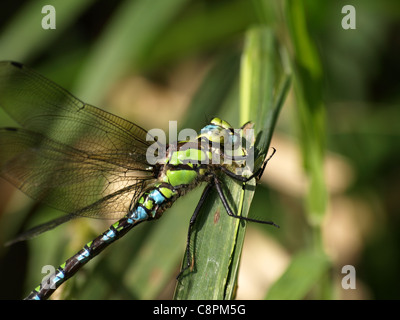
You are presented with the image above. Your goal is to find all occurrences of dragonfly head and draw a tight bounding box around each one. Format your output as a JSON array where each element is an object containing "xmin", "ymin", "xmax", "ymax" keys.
[{"xmin": 199, "ymin": 118, "xmax": 256, "ymax": 174}]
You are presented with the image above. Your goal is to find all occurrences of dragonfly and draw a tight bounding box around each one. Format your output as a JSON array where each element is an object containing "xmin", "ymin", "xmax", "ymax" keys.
[{"xmin": 0, "ymin": 61, "xmax": 277, "ymax": 300}]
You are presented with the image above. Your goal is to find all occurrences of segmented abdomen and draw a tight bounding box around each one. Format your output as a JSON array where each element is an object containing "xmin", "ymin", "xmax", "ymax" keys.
[{"xmin": 24, "ymin": 182, "xmax": 179, "ymax": 300}]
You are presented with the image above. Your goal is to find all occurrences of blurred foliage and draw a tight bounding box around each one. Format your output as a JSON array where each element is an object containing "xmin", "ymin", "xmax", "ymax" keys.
[{"xmin": 0, "ymin": 0, "xmax": 399, "ymax": 300}]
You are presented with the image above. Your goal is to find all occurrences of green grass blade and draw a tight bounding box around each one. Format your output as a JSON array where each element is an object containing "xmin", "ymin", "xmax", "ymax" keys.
[
  {"xmin": 287, "ymin": 0, "xmax": 327, "ymax": 226},
  {"xmin": 240, "ymin": 27, "xmax": 291, "ymax": 155},
  {"xmin": 174, "ymin": 26, "xmax": 290, "ymax": 300},
  {"xmin": 264, "ymin": 1, "xmax": 330, "ymax": 300}
]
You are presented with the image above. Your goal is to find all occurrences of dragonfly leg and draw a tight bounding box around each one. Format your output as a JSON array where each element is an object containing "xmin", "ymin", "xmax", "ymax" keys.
[
  {"xmin": 177, "ymin": 182, "xmax": 214, "ymax": 280},
  {"xmin": 213, "ymin": 175, "xmax": 279, "ymax": 227},
  {"xmin": 221, "ymin": 147, "xmax": 276, "ymax": 182}
]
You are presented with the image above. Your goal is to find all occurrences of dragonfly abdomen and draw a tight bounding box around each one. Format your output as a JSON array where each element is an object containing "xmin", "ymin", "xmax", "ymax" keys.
[
  {"xmin": 129, "ymin": 183, "xmax": 178, "ymax": 221},
  {"xmin": 25, "ymin": 167, "xmax": 205, "ymax": 299},
  {"xmin": 24, "ymin": 215, "xmax": 143, "ymax": 300}
]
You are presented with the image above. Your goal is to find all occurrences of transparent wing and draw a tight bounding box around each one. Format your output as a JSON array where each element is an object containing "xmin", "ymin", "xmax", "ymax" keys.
[
  {"xmin": 0, "ymin": 128, "xmax": 154, "ymax": 219},
  {"xmin": 0, "ymin": 61, "xmax": 159, "ymax": 222},
  {"xmin": 0, "ymin": 61, "xmax": 158, "ymax": 154}
]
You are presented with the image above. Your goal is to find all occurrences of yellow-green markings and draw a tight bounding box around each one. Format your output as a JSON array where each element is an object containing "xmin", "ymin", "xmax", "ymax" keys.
[
  {"xmin": 169, "ymin": 148, "xmax": 208, "ymax": 166},
  {"xmin": 167, "ymin": 169, "xmax": 198, "ymax": 187},
  {"xmin": 159, "ymin": 187, "xmax": 175, "ymax": 199},
  {"xmin": 112, "ymin": 221, "xmax": 124, "ymax": 232}
]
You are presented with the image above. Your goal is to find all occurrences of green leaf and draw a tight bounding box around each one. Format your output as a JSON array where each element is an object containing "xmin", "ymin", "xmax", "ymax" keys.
[{"xmin": 174, "ymin": 27, "xmax": 290, "ymax": 300}]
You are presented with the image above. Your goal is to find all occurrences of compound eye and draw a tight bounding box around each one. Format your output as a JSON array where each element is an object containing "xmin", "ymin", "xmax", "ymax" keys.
[
  {"xmin": 201, "ymin": 125, "xmax": 224, "ymax": 143},
  {"xmin": 211, "ymin": 128, "xmax": 224, "ymax": 142},
  {"xmin": 227, "ymin": 130, "xmax": 241, "ymax": 149}
]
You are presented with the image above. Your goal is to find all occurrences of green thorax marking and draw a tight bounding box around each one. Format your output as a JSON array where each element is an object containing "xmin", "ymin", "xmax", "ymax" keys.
[
  {"xmin": 162, "ymin": 141, "xmax": 208, "ymax": 187},
  {"xmin": 165, "ymin": 169, "xmax": 198, "ymax": 187},
  {"xmin": 168, "ymin": 148, "xmax": 208, "ymax": 166}
]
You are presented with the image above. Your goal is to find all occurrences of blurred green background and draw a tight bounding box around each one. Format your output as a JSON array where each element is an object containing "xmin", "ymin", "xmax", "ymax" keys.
[{"xmin": 0, "ymin": 0, "xmax": 399, "ymax": 299}]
